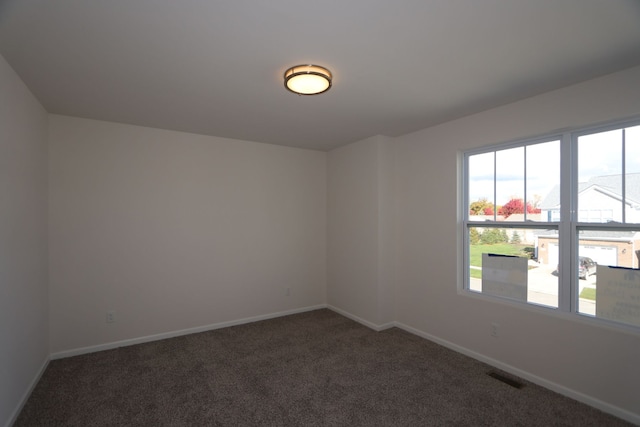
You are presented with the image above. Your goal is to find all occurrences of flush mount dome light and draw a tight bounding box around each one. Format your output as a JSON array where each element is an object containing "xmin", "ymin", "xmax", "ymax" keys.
[{"xmin": 284, "ymin": 64, "xmax": 332, "ymax": 95}]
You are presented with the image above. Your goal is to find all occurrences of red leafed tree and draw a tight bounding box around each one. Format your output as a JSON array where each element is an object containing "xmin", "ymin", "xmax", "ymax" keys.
[
  {"xmin": 483, "ymin": 206, "xmax": 494, "ymax": 215},
  {"xmin": 499, "ymin": 198, "xmax": 541, "ymax": 218}
]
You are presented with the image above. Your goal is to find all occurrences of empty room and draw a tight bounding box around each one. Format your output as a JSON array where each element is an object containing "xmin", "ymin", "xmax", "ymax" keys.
[{"xmin": 2, "ymin": 1, "xmax": 640, "ymax": 425}]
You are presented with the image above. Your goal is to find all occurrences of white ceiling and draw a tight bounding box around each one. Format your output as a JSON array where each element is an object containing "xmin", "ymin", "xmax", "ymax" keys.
[{"xmin": 1, "ymin": 1, "xmax": 639, "ymax": 151}]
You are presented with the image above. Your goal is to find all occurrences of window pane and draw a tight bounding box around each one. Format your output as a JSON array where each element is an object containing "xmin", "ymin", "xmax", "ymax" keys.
[
  {"xmin": 625, "ymin": 125, "xmax": 640, "ymax": 223},
  {"xmin": 468, "ymin": 152, "xmax": 495, "ymax": 219},
  {"xmin": 496, "ymin": 147, "xmax": 524, "ymax": 220},
  {"xmin": 577, "ymin": 228, "xmax": 640, "ymax": 328},
  {"xmin": 465, "ymin": 120, "xmax": 640, "ymax": 331},
  {"xmin": 468, "ymin": 226, "xmax": 558, "ymax": 308},
  {"xmin": 577, "ymin": 130, "xmax": 622, "ymax": 222},
  {"xmin": 527, "ymin": 140, "xmax": 560, "ymax": 222}
]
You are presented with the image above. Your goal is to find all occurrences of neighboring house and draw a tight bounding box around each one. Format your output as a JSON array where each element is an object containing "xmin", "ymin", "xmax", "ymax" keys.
[
  {"xmin": 536, "ymin": 173, "xmax": 640, "ymax": 267},
  {"xmin": 540, "ymin": 173, "xmax": 640, "ymax": 223},
  {"xmin": 537, "ymin": 229, "xmax": 640, "ymax": 268}
]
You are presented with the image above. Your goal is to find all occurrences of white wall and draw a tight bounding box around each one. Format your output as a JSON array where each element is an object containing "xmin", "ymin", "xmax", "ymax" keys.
[
  {"xmin": 48, "ymin": 116, "xmax": 326, "ymax": 354},
  {"xmin": 392, "ymin": 66, "xmax": 640, "ymax": 419},
  {"xmin": 0, "ymin": 54, "xmax": 49, "ymax": 425},
  {"xmin": 3, "ymin": 46, "xmax": 639, "ymax": 424},
  {"xmin": 327, "ymin": 135, "xmax": 394, "ymax": 326}
]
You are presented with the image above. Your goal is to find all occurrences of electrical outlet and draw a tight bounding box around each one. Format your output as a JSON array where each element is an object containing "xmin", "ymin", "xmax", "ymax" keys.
[
  {"xmin": 106, "ymin": 310, "xmax": 116, "ymax": 323},
  {"xmin": 285, "ymin": 287, "xmax": 291, "ymax": 297},
  {"xmin": 490, "ymin": 322, "xmax": 499, "ymax": 338}
]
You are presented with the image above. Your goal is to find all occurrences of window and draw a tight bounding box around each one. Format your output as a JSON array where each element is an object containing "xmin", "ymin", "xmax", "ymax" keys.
[{"xmin": 463, "ymin": 119, "xmax": 640, "ymax": 331}]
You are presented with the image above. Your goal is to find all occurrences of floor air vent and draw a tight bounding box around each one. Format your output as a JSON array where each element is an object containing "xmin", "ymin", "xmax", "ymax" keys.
[{"xmin": 487, "ymin": 371, "xmax": 525, "ymax": 389}]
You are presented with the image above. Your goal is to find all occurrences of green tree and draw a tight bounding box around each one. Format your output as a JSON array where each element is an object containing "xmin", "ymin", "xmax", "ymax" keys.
[
  {"xmin": 511, "ymin": 231, "xmax": 521, "ymax": 244},
  {"xmin": 469, "ymin": 228, "xmax": 480, "ymax": 245},
  {"xmin": 469, "ymin": 198, "xmax": 494, "ymax": 215},
  {"xmin": 480, "ymin": 228, "xmax": 508, "ymax": 244}
]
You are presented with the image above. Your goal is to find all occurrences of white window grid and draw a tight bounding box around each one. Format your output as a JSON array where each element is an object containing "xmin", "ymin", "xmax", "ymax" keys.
[{"xmin": 462, "ymin": 117, "xmax": 640, "ymax": 332}]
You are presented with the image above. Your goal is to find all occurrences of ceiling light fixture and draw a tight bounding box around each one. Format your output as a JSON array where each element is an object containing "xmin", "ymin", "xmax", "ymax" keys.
[{"xmin": 284, "ymin": 64, "xmax": 332, "ymax": 95}]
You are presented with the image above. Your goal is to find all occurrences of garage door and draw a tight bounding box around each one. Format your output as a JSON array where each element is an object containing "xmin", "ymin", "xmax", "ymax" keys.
[
  {"xmin": 548, "ymin": 243, "xmax": 559, "ymax": 266},
  {"xmin": 546, "ymin": 243, "xmax": 617, "ymax": 267},
  {"xmin": 579, "ymin": 245, "xmax": 617, "ymax": 266}
]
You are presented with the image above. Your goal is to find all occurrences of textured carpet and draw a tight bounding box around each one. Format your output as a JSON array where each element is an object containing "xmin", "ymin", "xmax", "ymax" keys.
[{"xmin": 17, "ymin": 309, "xmax": 632, "ymax": 426}]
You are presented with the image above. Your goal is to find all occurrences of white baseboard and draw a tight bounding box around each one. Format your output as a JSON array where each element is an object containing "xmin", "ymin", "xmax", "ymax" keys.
[
  {"xmin": 393, "ymin": 321, "xmax": 640, "ymax": 426},
  {"xmin": 326, "ymin": 305, "xmax": 394, "ymax": 331},
  {"xmin": 4, "ymin": 355, "xmax": 50, "ymax": 427},
  {"xmin": 51, "ymin": 304, "xmax": 327, "ymax": 360}
]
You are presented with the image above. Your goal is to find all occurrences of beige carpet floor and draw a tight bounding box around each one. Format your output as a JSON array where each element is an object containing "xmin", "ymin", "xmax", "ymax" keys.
[{"xmin": 16, "ymin": 309, "xmax": 632, "ymax": 426}]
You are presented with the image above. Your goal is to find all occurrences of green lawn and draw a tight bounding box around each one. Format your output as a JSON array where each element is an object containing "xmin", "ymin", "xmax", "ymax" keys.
[
  {"xmin": 470, "ymin": 268, "xmax": 483, "ymax": 279},
  {"xmin": 469, "ymin": 244, "xmax": 530, "ymax": 279},
  {"xmin": 469, "ymin": 244, "xmax": 529, "ymax": 266},
  {"xmin": 580, "ymin": 287, "xmax": 596, "ymax": 301}
]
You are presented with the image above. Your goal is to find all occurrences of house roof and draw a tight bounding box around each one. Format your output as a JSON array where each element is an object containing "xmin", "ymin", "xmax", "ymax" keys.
[
  {"xmin": 1, "ymin": 1, "xmax": 639, "ymax": 151},
  {"xmin": 539, "ymin": 173, "xmax": 640, "ymax": 209}
]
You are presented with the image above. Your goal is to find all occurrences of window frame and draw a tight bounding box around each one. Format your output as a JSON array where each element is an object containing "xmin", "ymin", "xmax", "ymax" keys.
[{"xmin": 461, "ymin": 116, "xmax": 640, "ymax": 333}]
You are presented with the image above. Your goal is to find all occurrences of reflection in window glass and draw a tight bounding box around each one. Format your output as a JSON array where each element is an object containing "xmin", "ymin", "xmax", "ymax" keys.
[
  {"xmin": 577, "ymin": 229, "xmax": 640, "ymax": 328},
  {"xmin": 468, "ymin": 141, "xmax": 560, "ymax": 222},
  {"xmin": 468, "ymin": 227, "xmax": 558, "ymax": 308},
  {"xmin": 578, "ymin": 130, "xmax": 622, "ymax": 223},
  {"xmin": 496, "ymin": 147, "xmax": 524, "ymax": 218},
  {"xmin": 625, "ymin": 125, "xmax": 640, "ymax": 174},
  {"xmin": 527, "ymin": 140, "xmax": 560, "ymax": 222},
  {"xmin": 625, "ymin": 126, "xmax": 640, "ymax": 223},
  {"xmin": 468, "ymin": 152, "xmax": 495, "ymax": 218},
  {"xmin": 465, "ymin": 119, "xmax": 640, "ymax": 332}
]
